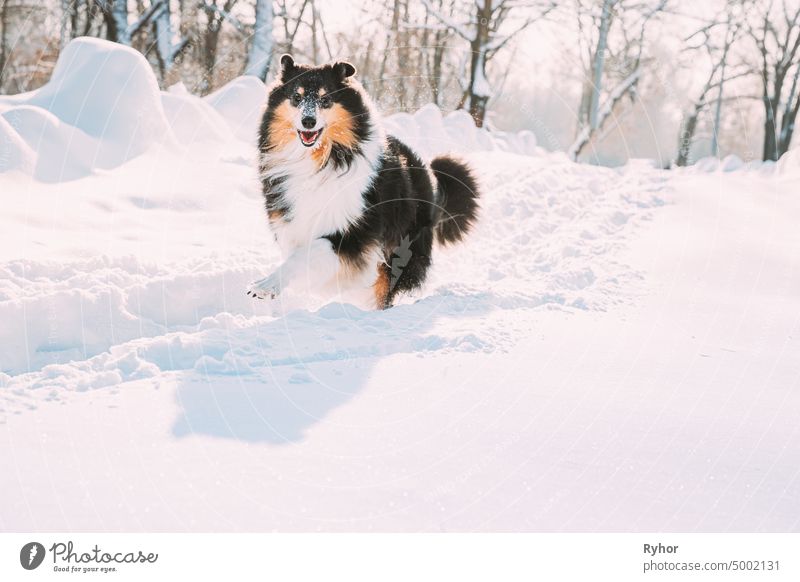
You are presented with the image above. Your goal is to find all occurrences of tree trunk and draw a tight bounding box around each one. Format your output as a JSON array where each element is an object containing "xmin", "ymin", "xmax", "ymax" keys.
[
  {"xmin": 418, "ymin": 6, "xmax": 430, "ymax": 100},
  {"xmin": 710, "ymin": 57, "xmax": 729, "ymax": 157},
  {"xmin": 283, "ymin": 0, "xmax": 309, "ymax": 56},
  {"xmin": 59, "ymin": 0, "xmax": 73, "ymax": 47},
  {"xmin": 431, "ymin": 30, "xmax": 445, "ymax": 105},
  {"xmin": 177, "ymin": 0, "xmax": 200, "ymax": 90},
  {"xmin": 397, "ymin": 0, "xmax": 410, "ymax": 107},
  {"xmin": 375, "ymin": 0, "xmax": 401, "ymax": 100},
  {"xmin": 245, "ymin": 0, "xmax": 273, "ymax": 80},
  {"xmin": 109, "ymin": 0, "xmax": 130, "ymax": 44},
  {"xmin": 462, "ymin": 0, "xmax": 491, "ymax": 127},
  {"xmin": 763, "ymin": 96, "xmax": 779, "ymax": 161},
  {"xmin": 777, "ymin": 65, "xmax": 800, "ymax": 156},
  {"xmin": 589, "ymin": 0, "xmax": 613, "ymax": 130},
  {"xmin": 310, "ymin": 0, "xmax": 318, "ymax": 62},
  {"xmin": 577, "ymin": 80, "xmax": 592, "ymax": 128},
  {"xmin": 202, "ymin": 10, "xmax": 222, "ymax": 95},
  {"xmin": 84, "ymin": 0, "xmax": 98, "ymax": 36},
  {"xmin": 778, "ymin": 97, "xmax": 800, "ymax": 156},
  {"xmin": 360, "ymin": 39, "xmax": 373, "ymax": 91},
  {"xmin": 676, "ymin": 103, "xmax": 702, "ymax": 167},
  {"xmin": 71, "ymin": 0, "xmax": 80, "ymax": 40},
  {"xmin": 465, "ymin": 48, "xmax": 490, "ymax": 127},
  {"xmin": 429, "ymin": 0, "xmax": 451, "ymax": 106},
  {"xmin": 317, "ymin": 3, "xmax": 333, "ymax": 60},
  {"xmin": 153, "ymin": 2, "xmax": 173, "ymax": 82},
  {"xmin": 0, "ymin": 0, "xmax": 7, "ymax": 92}
]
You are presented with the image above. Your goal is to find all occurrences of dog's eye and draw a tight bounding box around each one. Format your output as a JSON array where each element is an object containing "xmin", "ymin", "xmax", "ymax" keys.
[
  {"xmin": 291, "ymin": 92, "xmax": 302, "ymax": 106},
  {"xmin": 319, "ymin": 96, "xmax": 332, "ymax": 109}
]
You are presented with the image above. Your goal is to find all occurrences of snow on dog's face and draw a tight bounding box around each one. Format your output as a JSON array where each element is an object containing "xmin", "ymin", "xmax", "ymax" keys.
[{"xmin": 263, "ymin": 54, "xmax": 371, "ymax": 170}]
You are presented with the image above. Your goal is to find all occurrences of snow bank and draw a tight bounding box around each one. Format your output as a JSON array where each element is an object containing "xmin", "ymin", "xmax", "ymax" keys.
[
  {"xmin": 0, "ymin": 38, "xmax": 264, "ymax": 181},
  {"xmin": 0, "ymin": 37, "xmax": 543, "ymax": 182},
  {"xmin": 382, "ymin": 103, "xmax": 541, "ymax": 159},
  {"xmin": 683, "ymin": 151, "xmax": 800, "ymax": 177},
  {"xmin": 0, "ymin": 38, "xmax": 175, "ymax": 181},
  {"xmin": 29, "ymin": 38, "xmax": 170, "ymax": 145},
  {"xmin": 3, "ymin": 105, "xmax": 125, "ymax": 181},
  {"xmin": 0, "ymin": 148, "xmax": 666, "ymax": 381},
  {"xmin": 691, "ymin": 155, "xmax": 748, "ymax": 173},
  {"xmin": 204, "ymin": 75, "xmax": 268, "ymax": 143},
  {"xmin": 776, "ymin": 147, "xmax": 800, "ymax": 176},
  {"xmin": 162, "ymin": 89, "xmax": 232, "ymax": 143},
  {"xmin": 3, "ymin": 36, "xmax": 795, "ymax": 185},
  {"xmin": 0, "ymin": 114, "xmax": 35, "ymax": 173}
]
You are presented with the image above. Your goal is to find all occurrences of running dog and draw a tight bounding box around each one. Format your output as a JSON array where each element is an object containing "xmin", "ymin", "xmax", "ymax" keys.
[{"xmin": 248, "ymin": 54, "xmax": 480, "ymax": 309}]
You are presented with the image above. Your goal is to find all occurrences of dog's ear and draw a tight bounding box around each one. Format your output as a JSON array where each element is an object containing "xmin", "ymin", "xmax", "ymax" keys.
[
  {"xmin": 280, "ymin": 54, "xmax": 296, "ymax": 82},
  {"xmin": 333, "ymin": 61, "xmax": 356, "ymax": 80}
]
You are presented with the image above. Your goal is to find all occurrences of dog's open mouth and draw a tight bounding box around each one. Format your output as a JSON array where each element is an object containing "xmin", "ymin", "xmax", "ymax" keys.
[{"xmin": 298, "ymin": 129, "xmax": 321, "ymax": 147}]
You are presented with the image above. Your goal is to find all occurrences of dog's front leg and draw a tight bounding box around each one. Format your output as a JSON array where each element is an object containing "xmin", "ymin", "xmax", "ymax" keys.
[{"xmin": 247, "ymin": 238, "xmax": 340, "ymax": 300}]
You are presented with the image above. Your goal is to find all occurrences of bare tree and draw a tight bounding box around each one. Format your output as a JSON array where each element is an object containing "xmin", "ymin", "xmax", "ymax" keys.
[
  {"xmin": 375, "ymin": 0, "xmax": 402, "ymax": 100},
  {"xmin": 429, "ymin": 5, "xmax": 451, "ymax": 106},
  {"xmin": 315, "ymin": 0, "xmax": 333, "ymax": 61},
  {"xmin": 1, "ymin": 0, "xmax": 55, "ymax": 93},
  {"xmin": 568, "ymin": 0, "xmax": 667, "ymax": 159},
  {"xmin": 108, "ymin": 0, "xmax": 131, "ymax": 44},
  {"xmin": 587, "ymin": 0, "xmax": 613, "ymax": 130},
  {"xmin": 151, "ymin": 1, "xmax": 189, "ymax": 82},
  {"xmin": 421, "ymin": 0, "xmax": 556, "ymax": 127},
  {"xmin": 200, "ymin": 0, "xmax": 243, "ymax": 94},
  {"xmin": 675, "ymin": 3, "xmax": 749, "ymax": 166},
  {"xmin": 748, "ymin": 0, "xmax": 800, "ymax": 160},
  {"xmin": 82, "ymin": 0, "xmax": 167, "ymax": 48},
  {"xmin": 58, "ymin": 0, "xmax": 102, "ymax": 44},
  {"xmin": 274, "ymin": 0, "xmax": 310, "ymax": 59}
]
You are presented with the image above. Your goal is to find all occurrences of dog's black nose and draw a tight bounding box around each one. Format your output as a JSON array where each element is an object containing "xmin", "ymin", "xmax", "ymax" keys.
[{"xmin": 301, "ymin": 116, "xmax": 316, "ymax": 129}]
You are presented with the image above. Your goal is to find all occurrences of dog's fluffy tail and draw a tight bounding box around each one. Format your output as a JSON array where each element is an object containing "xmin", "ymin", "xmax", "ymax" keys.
[{"xmin": 430, "ymin": 155, "xmax": 480, "ymax": 245}]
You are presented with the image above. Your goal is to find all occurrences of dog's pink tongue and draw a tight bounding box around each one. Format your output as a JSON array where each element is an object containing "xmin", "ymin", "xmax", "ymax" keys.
[{"xmin": 300, "ymin": 131, "xmax": 317, "ymax": 143}]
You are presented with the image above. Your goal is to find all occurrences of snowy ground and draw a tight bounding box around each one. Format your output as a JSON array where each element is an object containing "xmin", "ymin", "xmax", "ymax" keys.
[{"xmin": 1, "ymin": 39, "xmax": 799, "ymax": 531}]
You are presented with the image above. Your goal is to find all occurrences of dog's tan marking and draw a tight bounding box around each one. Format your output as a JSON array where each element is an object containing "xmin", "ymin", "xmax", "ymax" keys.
[
  {"xmin": 318, "ymin": 88, "xmax": 327, "ymax": 97},
  {"xmin": 268, "ymin": 102, "xmax": 297, "ymax": 150},
  {"xmin": 296, "ymin": 87, "xmax": 304, "ymax": 96},
  {"xmin": 311, "ymin": 103, "xmax": 358, "ymax": 168},
  {"xmin": 373, "ymin": 264, "xmax": 390, "ymax": 309},
  {"xmin": 268, "ymin": 208, "xmax": 286, "ymax": 223}
]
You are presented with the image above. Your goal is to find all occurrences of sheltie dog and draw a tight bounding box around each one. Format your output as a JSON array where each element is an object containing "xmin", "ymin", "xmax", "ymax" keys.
[{"xmin": 247, "ymin": 54, "xmax": 480, "ymax": 309}]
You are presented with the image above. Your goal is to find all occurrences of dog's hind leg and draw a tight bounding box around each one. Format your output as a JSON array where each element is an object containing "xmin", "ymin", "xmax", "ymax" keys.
[{"xmin": 383, "ymin": 225, "xmax": 434, "ymax": 307}]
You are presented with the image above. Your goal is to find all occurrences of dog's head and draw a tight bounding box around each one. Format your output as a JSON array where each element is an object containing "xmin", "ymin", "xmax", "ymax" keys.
[{"xmin": 265, "ymin": 55, "xmax": 369, "ymax": 164}]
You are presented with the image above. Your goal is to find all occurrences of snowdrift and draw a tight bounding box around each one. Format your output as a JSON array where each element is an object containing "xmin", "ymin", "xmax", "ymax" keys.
[
  {"xmin": 0, "ymin": 38, "xmax": 543, "ymax": 183},
  {"xmin": 0, "ymin": 38, "xmax": 173, "ymax": 180},
  {"xmin": 381, "ymin": 104, "xmax": 540, "ymax": 158},
  {"xmin": 1, "ymin": 37, "xmax": 797, "ymax": 182}
]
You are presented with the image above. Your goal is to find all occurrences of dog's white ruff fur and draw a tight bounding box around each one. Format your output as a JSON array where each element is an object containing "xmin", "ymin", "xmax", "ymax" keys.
[{"xmin": 249, "ymin": 126, "xmax": 386, "ymax": 306}]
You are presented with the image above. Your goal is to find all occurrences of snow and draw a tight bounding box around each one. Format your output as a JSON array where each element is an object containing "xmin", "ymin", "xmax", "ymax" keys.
[
  {"xmin": 1, "ymin": 39, "xmax": 799, "ymax": 531},
  {"xmin": 0, "ymin": 38, "xmax": 175, "ymax": 181},
  {"xmin": 203, "ymin": 76, "xmax": 270, "ymax": 143}
]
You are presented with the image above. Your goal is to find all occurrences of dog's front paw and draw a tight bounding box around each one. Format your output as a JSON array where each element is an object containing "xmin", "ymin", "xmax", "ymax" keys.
[{"xmin": 246, "ymin": 274, "xmax": 281, "ymax": 300}]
